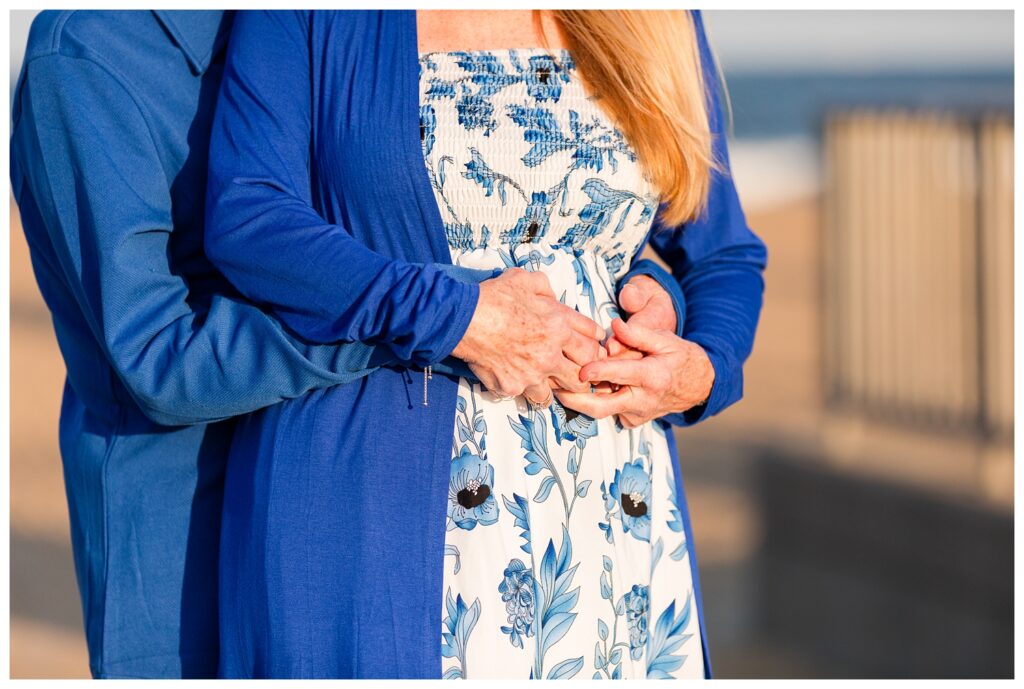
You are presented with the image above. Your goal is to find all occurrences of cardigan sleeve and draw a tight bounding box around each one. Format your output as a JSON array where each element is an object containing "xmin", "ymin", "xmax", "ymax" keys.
[
  {"xmin": 642, "ymin": 10, "xmax": 769, "ymax": 427},
  {"xmin": 204, "ymin": 10, "xmax": 479, "ymax": 367}
]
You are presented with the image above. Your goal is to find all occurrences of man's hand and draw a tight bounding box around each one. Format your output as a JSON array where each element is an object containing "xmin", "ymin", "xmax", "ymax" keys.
[
  {"xmin": 606, "ymin": 274, "xmax": 677, "ymax": 359},
  {"xmin": 555, "ymin": 318, "xmax": 714, "ymax": 428},
  {"xmin": 453, "ymin": 268, "xmax": 605, "ymax": 407}
]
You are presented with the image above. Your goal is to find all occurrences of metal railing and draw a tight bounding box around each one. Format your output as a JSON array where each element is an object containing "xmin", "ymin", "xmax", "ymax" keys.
[{"xmin": 822, "ymin": 111, "xmax": 1013, "ymax": 441}]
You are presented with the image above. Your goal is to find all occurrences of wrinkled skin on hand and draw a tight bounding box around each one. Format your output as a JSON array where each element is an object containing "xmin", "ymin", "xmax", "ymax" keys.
[
  {"xmin": 555, "ymin": 317, "xmax": 715, "ymax": 428},
  {"xmin": 453, "ymin": 270, "xmax": 714, "ymax": 423},
  {"xmin": 452, "ymin": 267, "xmax": 604, "ymax": 407}
]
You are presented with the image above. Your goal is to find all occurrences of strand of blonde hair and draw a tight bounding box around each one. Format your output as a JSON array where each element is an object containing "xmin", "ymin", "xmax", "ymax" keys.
[{"xmin": 544, "ymin": 10, "xmax": 719, "ymax": 226}]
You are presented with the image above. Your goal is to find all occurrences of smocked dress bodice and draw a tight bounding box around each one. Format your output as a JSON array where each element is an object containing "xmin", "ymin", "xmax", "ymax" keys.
[{"xmin": 419, "ymin": 48, "xmax": 704, "ymax": 681}]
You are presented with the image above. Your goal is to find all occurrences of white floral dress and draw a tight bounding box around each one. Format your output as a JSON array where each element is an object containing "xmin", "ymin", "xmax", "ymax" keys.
[{"xmin": 419, "ymin": 48, "xmax": 704, "ymax": 680}]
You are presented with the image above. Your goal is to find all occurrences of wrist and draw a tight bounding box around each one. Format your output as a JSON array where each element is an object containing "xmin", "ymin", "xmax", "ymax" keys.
[
  {"xmin": 452, "ymin": 280, "xmax": 492, "ymax": 362},
  {"xmin": 434, "ymin": 279, "xmax": 481, "ymax": 363},
  {"xmin": 690, "ymin": 341, "xmax": 715, "ymax": 408}
]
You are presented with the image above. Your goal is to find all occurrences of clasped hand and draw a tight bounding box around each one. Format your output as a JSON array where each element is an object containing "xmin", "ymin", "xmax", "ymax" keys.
[{"xmin": 452, "ymin": 269, "xmax": 715, "ymax": 427}]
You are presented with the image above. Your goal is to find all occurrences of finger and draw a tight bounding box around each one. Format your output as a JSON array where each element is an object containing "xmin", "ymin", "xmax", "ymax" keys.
[
  {"xmin": 550, "ymin": 358, "xmax": 590, "ymax": 393},
  {"xmin": 618, "ymin": 413, "xmax": 644, "ymax": 429},
  {"xmin": 605, "ymin": 345, "xmax": 644, "ymax": 362},
  {"xmin": 625, "ymin": 299, "xmax": 676, "ymax": 334},
  {"xmin": 469, "ymin": 364, "xmax": 501, "ymax": 397},
  {"xmin": 610, "ymin": 317, "xmax": 673, "ymax": 354},
  {"xmin": 579, "ymin": 359, "xmax": 649, "ymax": 387},
  {"xmin": 559, "ymin": 305, "xmax": 606, "ymax": 341},
  {"xmin": 554, "ymin": 386, "xmax": 635, "ymax": 419},
  {"xmin": 563, "ymin": 330, "xmax": 603, "ymax": 367},
  {"xmin": 604, "ymin": 335, "xmax": 626, "ymax": 357},
  {"xmin": 517, "ymin": 268, "xmax": 555, "ymax": 297},
  {"xmin": 524, "ymin": 383, "xmax": 554, "ymax": 408},
  {"xmin": 618, "ymin": 281, "xmax": 653, "ymax": 317}
]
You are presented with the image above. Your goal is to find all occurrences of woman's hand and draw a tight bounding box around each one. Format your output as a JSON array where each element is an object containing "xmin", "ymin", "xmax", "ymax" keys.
[
  {"xmin": 605, "ymin": 274, "xmax": 677, "ymax": 359},
  {"xmin": 453, "ymin": 268, "xmax": 605, "ymax": 406},
  {"xmin": 554, "ymin": 317, "xmax": 715, "ymax": 428}
]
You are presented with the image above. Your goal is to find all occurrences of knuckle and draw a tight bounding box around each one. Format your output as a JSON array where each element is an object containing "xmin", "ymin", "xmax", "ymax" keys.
[
  {"xmin": 538, "ymin": 349, "xmax": 560, "ymax": 372},
  {"xmin": 496, "ymin": 374, "xmax": 521, "ymax": 398},
  {"xmin": 649, "ymin": 368, "xmax": 670, "ymax": 393},
  {"xmin": 565, "ymin": 378, "xmax": 587, "ymax": 393}
]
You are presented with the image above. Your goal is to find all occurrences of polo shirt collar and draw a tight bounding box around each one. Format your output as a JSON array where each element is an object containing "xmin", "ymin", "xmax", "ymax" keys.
[{"xmin": 153, "ymin": 10, "xmax": 229, "ymax": 75}]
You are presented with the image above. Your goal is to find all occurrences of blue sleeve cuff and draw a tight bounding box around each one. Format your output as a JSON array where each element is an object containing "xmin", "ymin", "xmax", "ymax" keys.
[
  {"xmin": 428, "ymin": 277, "xmax": 480, "ymax": 365},
  {"xmin": 429, "ymin": 263, "xmax": 501, "ymax": 382},
  {"xmin": 618, "ymin": 258, "xmax": 687, "ymax": 338},
  {"xmin": 661, "ymin": 336, "xmax": 738, "ymax": 427},
  {"xmin": 434, "ymin": 263, "xmax": 503, "ymax": 283}
]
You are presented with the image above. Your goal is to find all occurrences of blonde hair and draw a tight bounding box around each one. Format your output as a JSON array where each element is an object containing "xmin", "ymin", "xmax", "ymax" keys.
[{"xmin": 544, "ymin": 10, "xmax": 719, "ymax": 226}]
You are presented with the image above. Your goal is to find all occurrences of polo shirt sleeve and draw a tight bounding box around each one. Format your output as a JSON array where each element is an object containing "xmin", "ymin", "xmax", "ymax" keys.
[
  {"xmin": 11, "ymin": 50, "xmax": 460, "ymax": 427},
  {"xmin": 644, "ymin": 10, "xmax": 769, "ymax": 427},
  {"xmin": 204, "ymin": 10, "xmax": 480, "ymax": 367}
]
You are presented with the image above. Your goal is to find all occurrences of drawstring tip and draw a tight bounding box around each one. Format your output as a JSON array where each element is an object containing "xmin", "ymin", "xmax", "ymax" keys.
[{"xmin": 422, "ymin": 365, "xmax": 433, "ymax": 406}]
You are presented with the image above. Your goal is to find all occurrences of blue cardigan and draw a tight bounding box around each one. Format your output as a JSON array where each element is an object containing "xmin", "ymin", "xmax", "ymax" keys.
[{"xmin": 205, "ymin": 10, "xmax": 766, "ymax": 679}]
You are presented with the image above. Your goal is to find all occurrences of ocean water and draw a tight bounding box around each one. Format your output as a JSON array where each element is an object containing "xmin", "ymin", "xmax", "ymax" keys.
[
  {"xmin": 724, "ymin": 70, "xmax": 1013, "ymax": 140},
  {"xmin": 724, "ymin": 70, "xmax": 1013, "ymax": 209}
]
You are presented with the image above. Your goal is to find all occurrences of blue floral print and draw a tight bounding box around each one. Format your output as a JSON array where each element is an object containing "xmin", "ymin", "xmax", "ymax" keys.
[
  {"xmin": 420, "ymin": 104, "xmax": 437, "ymax": 156},
  {"xmin": 456, "ymin": 93, "xmax": 498, "ymax": 135},
  {"xmin": 549, "ymin": 399, "xmax": 598, "ymax": 445},
  {"xmin": 502, "ymin": 492, "xmax": 532, "ymax": 554},
  {"xmin": 449, "ymin": 390, "xmax": 499, "ymax": 531},
  {"xmin": 448, "ymin": 446, "xmax": 499, "ymax": 531},
  {"xmin": 441, "ymin": 588, "xmax": 482, "ymax": 679},
  {"xmin": 510, "ymin": 408, "xmax": 590, "ymax": 525},
  {"xmin": 623, "ymin": 584, "xmax": 650, "ymax": 660},
  {"xmin": 498, "ymin": 558, "xmax": 536, "ymax": 649},
  {"xmin": 502, "ymin": 191, "xmax": 553, "ymax": 244},
  {"xmin": 608, "ymin": 458, "xmax": 653, "ymax": 543},
  {"xmin": 532, "ymin": 526, "xmax": 583, "ymax": 679},
  {"xmin": 646, "ymin": 593, "xmax": 695, "ymax": 679},
  {"xmin": 666, "ymin": 466, "xmax": 689, "ymax": 561},
  {"xmin": 556, "ymin": 178, "xmax": 653, "ymax": 251},
  {"xmin": 594, "ymin": 556, "xmax": 625, "ymax": 678},
  {"xmin": 423, "ymin": 48, "xmax": 703, "ymax": 678},
  {"xmin": 524, "ymin": 54, "xmax": 571, "ymax": 101},
  {"xmin": 421, "ymin": 49, "xmax": 657, "ymax": 255}
]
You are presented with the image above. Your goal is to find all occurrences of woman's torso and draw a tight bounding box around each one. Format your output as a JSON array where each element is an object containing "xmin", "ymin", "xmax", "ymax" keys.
[{"xmin": 420, "ymin": 48, "xmax": 704, "ymax": 679}]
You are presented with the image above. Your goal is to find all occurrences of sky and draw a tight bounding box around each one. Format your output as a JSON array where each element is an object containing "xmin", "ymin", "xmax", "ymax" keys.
[{"xmin": 704, "ymin": 10, "xmax": 1013, "ymax": 73}]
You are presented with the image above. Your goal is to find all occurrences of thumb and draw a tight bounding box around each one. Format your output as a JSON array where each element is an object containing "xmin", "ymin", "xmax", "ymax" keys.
[
  {"xmin": 610, "ymin": 317, "xmax": 670, "ymax": 354},
  {"xmin": 618, "ymin": 281, "xmax": 651, "ymax": 317}
]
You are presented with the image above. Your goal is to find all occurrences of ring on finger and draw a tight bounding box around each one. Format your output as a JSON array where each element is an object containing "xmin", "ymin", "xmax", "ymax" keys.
[{"xmin": 527, "ymin": 393, "xmax": 553, "ymax": 408}]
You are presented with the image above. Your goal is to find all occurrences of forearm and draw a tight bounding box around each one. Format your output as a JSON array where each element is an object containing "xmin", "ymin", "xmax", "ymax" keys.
[
  {"xmin": 205, "ymin": 10, "xmax": 482, "ymax": 367},
  {"xmin": 114, "ymin": 261, "xmax": 498, "ymax": 425}
]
